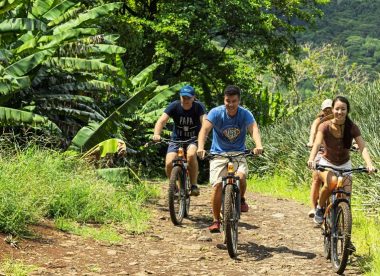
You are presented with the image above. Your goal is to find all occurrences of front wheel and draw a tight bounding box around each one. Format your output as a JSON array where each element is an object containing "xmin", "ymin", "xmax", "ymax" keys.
[
  {"xmin": 224, "ymin": 184, "xmax": 239, "ymax": 258},
  {"xmin": 323, "ymin": 215, "xmax": 331, "ymax": 259},
  {"xmin": 331, "ymin": 201, "xmax": 352, "ymax": 274},
  {"xmin": 168, "ymin": 166, "xmax": 186, "ymax": 225}
]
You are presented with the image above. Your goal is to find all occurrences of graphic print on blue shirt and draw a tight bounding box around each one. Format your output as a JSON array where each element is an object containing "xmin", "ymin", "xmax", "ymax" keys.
[
  {"xmin": 164, "ymin": 100, "xmax": 206, "ymax": 139},
  {"xmin": 207, "ymin": 105, "xmax": 254, "ymax": 153}
]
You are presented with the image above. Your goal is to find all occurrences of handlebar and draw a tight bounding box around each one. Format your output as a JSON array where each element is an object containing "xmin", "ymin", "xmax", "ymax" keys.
[
  {"xmin": 144, "ymin": 137, "xmax": 197, "ymax": 148},
  {"xmin": 159, "ymin": 137, "xmax": 197, "ymax": 144},
  {"xmin": 315, "ymin": 164, "xmax": 377, "ymax": 174},
  {"xmin": 204, "ymin": 149, "xmax": 256, "ymax": 160}
]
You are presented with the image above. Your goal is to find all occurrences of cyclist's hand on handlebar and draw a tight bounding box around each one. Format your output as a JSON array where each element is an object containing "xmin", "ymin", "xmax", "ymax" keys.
[
  {"xmin": 152, "ymin": 134, "xmax": 161, "ymax": 142},
  {"xmin": 253, "ymin": 147, "xmax": 263, "ymax": 155},
  {"xmin": 307, "ymin": 159, "xmax": 316, "ymax": 170},
  {"xmin": 197, "ymin": 149, "xmax": 206, "ymax": 160},
  {"xmin": 366, "ymin": 164, "xmax": 377, "ymax": 174}
]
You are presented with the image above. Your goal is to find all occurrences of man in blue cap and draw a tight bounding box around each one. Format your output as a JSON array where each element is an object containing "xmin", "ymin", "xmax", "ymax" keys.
[{"xmin": 153, "ymin": 85, "xmax": 207, "ymax": 196}]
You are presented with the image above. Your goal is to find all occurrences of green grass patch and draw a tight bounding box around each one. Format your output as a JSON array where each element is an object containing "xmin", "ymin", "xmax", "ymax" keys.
[
  {"xmin": 54, "ymin": 218, "xmax": 123, "ymax": 244},
  {"xmin": 0, "ymin": 258, "xmax": 37, "ymax": 276},
  {"xmin": 248, "ymin": 174, "xmax": 309, "ymax": 205},
  {"xmin": 248, "ymin": 173, "xmax": 380, "ymax": 274},
  {"xmin": 0, "ymin": 148, "xmax": 159, "ymax": 236}
]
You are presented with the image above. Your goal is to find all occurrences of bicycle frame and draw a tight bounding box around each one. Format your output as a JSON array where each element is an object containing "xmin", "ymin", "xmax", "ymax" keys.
[
  {"xmin": 160, "ymin": 137, "xmax": 196, "ymax": 225},
  {"xmin": 316, "ymin": 164, "xmax": 376, "ymax": 273},
  {"xmin": 221, "ymin": 159, "xmax": 242, "ymax": 220}
]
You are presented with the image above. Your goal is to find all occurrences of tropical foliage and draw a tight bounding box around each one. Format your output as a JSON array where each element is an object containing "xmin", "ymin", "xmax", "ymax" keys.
[{"xmin": 0, "ymin": 0, "xmax": 124, "ymax": 137}]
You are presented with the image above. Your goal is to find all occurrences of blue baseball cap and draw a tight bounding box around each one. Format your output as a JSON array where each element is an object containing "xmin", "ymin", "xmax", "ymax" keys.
[{"xmin": 180, "ymin": 85, "xmax": 195, "ymax": 97}]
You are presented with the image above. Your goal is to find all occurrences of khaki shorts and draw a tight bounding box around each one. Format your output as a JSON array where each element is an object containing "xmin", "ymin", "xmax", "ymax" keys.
[{"xmin": 209, "ymin": 152, "xmax": 248, "ymax": 186}]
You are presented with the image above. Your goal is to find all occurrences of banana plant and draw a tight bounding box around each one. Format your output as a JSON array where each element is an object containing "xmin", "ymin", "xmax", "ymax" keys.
[{"xmin": 0, "ymin": 1, "xmax": 124, "ymax": 135}]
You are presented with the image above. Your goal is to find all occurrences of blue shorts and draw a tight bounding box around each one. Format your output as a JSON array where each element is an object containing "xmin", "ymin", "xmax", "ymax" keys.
[{"xmin": 167, "ymin": 142, "xmax": 197, "ymax": 154}]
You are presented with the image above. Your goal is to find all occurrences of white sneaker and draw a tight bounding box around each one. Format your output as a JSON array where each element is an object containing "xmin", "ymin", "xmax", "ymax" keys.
[
  {"xmin": 313, "ymin": 207, "xmax": 324, "ymax": 225},
  {"xmin": 308, "ymin": 209, "xmax": 315, "ymax": 218}
]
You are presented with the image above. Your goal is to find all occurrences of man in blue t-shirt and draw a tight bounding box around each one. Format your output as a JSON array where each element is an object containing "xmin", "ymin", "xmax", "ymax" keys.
[
  {"xmin": 153, "ymin": 85, "xmax": 207, "ymax": 196},
  {"xmin": 197, "ymin": 85, "xmax": 263, "ymax": 232}
]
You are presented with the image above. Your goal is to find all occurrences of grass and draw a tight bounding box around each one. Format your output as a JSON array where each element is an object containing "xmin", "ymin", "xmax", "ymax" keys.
[
  {"xmin": 0, "ymin": 258, "xmax": 37, "ymax": 276},
  {"xmin": 54, "ymin": 218, "xmax": 123, "ymax": 244},
  {"xmin": 247, "ymin": 174, "xmax": 380, "ymax": 275},
  {"xmin": 0, "ymin": 147, "xmax": 159, "ymax": 236}
]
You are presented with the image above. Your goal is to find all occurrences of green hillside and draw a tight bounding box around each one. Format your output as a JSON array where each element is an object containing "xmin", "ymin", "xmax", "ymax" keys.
[{"xmin": 298, "ymin": 0, "xmax": 380, "ymax": 74}]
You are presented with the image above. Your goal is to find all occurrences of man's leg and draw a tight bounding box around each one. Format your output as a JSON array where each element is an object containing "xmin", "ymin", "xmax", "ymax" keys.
[
  {"xmin": 165, "ymin": 152, "xmax": 177, "ymax": 178},
  {"xmin": 209, "ymin": 182, "xmax": 222, "ymax": 232},
  {"xmin": 236, "ymin": 171, "xmax": 249, "ymax": 212},
  {"xmin": 208, "ymin": 158, "xmax": 225, "ymax": 232}
]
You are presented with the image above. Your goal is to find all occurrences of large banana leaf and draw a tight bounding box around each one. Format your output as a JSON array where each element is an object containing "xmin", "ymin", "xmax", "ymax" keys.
[
  {"xmin": 0, "ymin": 0, "xmax": 24, "ymax": 15},
  {"xmin": 43, "ymin": 57, "xmax": 119, "ymax": 73},
  {"xmin": 4, "ymin": 49, "xmax": 55, "ymax": 77},
  {"xmin": 69, "ymin": 81, "xmax": 158, "ymax": 152},
  {"xmin": 115, "ymin": 54, "xmax": 132, "ymax": 88},
  {"xmin": 53, "ymin": 2, "xmax": 123, "ymax": 35},
  {"xmin": 48, "ymin": 80, "xmax": 114, "ymax": 93},
  {"xmin": 130, "ymin": 63, "xmax": 159, "ymax": 88},
  {"xmin": 38, "ymin": 28, "xmax": 98, "ymax": 49},
  {"xmin": 47, "ymin": 4, "xmax": 81, "ymax": 27},
  {"xmin": 35, "ymin": 94, "xmax": 95, "ymax": 104},
  {"xmin": 42, "ymin": 0, "xmax": 77, "ymax": 21},
  {"xmin": 0, "ymin": 75, "xmax": 30, "ymax": 96},
  {"xmin": 0, "ymin": 106, "xmax": 61, "ymax": 133},
  {"xmin": 31, "ymin": 0, "xmax": 55, "ymax": 18},
  {"xmin": 39, "ymin": 106, "xmax": 105, "ymax": 122},
  {"xmin": 87, "ymin": 44, "xmax": 126, "ymax": 55},
  {"xmin": 82, "ymin": 138, "xmax": 125, "ymax": 158},
  {"xmin": 140, "ymin": 83, "xmax": 184, "ymax": 113},
  {"xmin": 0, "ymin": 18, "xmax": 47, "ymax": 32}
]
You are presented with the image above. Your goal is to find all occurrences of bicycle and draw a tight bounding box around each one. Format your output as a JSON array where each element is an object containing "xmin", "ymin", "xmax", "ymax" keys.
[
  {"xmin": 206, "ymin": 149, "xmax": 255, "ymax": 258},
  {"xmin": 315, "ymin": 164, "xmax": 377, "ymax": 274},
  {"xmin": 159, "ymin": 137, "xmax": 196, "ymax": 226}
]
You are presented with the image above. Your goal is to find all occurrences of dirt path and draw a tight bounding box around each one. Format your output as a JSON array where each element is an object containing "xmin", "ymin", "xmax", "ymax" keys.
[{"xmin": 0, "ymin": 184, "xmax": 362, "ymax": 275}]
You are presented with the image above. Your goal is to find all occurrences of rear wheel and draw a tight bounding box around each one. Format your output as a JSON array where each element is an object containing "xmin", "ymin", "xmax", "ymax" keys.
[
  {"xmin": 331, "ymin": 202, "xmax": 352, "ymax": 274},
  {"xmin": 168, "ymin": 166, "xmax": 186, "ymax": 225},
  {"xmin": 224, "ymin": 184, "xmax": 238, "ymax": 258}
]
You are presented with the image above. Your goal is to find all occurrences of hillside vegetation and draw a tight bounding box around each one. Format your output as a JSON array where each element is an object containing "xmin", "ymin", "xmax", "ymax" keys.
[{"xmin": 299, "ymin": 0, "xmax": 380, "ymax": 75}]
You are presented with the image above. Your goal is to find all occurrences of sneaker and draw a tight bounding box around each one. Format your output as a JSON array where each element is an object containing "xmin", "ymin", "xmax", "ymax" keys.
[
  {"xmin": 348, "ymin": 240, "xmax": 356, "ymax": 255},
  {"xmin": 208, "ymin": 220, "xmax": 221, "ymax": 233},
  {"xmin": 190, "ymin": 184, "xmax": 200, "ymax": 196},
  {"xmin": 313, "ymin": 207, "xmax": 324, "ymax": 225},
  {"xmin": 308, "ymin": 209, "xmax": 315, "ymax": 218},
  {"xmin": 241, "ymin": 198, "xmax": 249, "ymax": 212}
]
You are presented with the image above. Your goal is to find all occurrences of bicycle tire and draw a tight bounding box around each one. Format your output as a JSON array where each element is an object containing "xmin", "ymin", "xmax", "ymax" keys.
[
  {"xmin": 168, "ymin": 166, "xmax": 186, "ymax": 225},
  {"xmin": 331, "ymin": 201, "xmax": 352, "ymax": 274},
  {"xmin": 224, "ymin": 184, "xmax": 238, "ymax": 258}
]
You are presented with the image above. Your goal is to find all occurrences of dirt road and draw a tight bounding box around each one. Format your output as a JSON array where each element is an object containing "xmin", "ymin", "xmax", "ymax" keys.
[{"xmin": 0, "ymin": 184, "xmax": 362, "ymax": 275}]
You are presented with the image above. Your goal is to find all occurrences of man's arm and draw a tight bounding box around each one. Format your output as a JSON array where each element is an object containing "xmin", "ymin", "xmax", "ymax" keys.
[
  {"xmin": 247, "ymin": 122, "xmax": 263, "ymax": 154},
  {"xmin": 153, "ymin": 113, "xmax": 170, "ymax": 141},
  {"xmin": 197, "ymin": 119, "xmax": 213, "ymax": 159}
]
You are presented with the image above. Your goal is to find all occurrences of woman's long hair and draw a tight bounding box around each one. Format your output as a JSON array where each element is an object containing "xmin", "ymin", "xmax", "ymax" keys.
[{"xmin": 332, "ymin": 96, "xmax": 353, "ymax": 149}]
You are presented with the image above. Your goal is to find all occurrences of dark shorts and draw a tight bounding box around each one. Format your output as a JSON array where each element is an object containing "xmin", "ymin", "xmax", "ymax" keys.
[{"xmin": 167, "ymin": 142, "xmax": 198, "ymax": 154}]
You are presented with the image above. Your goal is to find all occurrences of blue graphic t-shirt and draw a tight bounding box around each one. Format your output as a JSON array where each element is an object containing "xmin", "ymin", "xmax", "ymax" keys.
[
  {"xmin": 207, "ymin": 105, "xmax": 255, "ymax": 153},
  {"xmin": 164, "ymin": 100, "xmax": 206, "ymax": 139}
]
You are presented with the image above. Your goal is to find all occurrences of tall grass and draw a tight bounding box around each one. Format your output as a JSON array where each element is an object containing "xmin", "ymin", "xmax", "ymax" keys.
[
  {"xmin": 249, "ymin": 79, "xmax": 380, "ymax": 211},
  {"xmin": 0, "ymin": 148, "xmax": 158, "ymax": 235}
]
